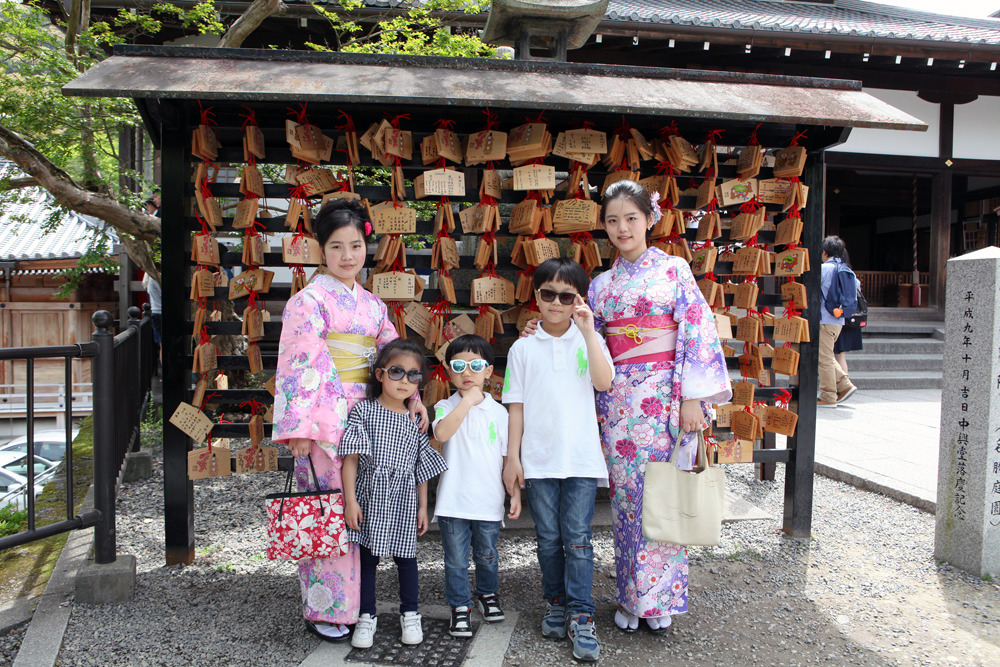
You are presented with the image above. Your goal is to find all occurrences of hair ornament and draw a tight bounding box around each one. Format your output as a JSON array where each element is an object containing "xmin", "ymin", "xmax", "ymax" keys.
[
  {"xmin": 650, "ymin": 191, "xmax": 664, "ymax": 223},
  {"xmin": 364, "ymin": 221, "xmax": 373, "ymax": 236}
]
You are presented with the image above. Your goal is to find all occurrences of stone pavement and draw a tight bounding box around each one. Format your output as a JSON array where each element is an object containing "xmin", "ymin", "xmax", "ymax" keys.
[{"xmin": 812, "ymin": 388, "xmax": 941, "ymax": 513}]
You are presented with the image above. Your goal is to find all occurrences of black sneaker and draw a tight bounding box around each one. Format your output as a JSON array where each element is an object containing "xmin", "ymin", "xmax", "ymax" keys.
[
  {"xmin": 476, "ymin": 593, "xmax": 505, "ymax": 622},
  {"xmin": 450, "ymin": 606, "xmax": 473, "ymax": 638}
]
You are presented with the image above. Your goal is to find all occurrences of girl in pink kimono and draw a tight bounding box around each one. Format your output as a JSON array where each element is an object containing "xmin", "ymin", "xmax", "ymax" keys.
[
  {"xmin": 589, "ymin": 180, "xmax": 732, "ymax": 634},
  {"xmin": 272, "ymin": 198, "xmax": 428, "ymax": 642}
]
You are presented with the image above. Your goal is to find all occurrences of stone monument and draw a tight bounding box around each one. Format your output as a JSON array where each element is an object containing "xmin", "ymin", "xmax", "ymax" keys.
[{"xmin": 935, "ymin": 246, "xmax": 1000, "ymax": 578}]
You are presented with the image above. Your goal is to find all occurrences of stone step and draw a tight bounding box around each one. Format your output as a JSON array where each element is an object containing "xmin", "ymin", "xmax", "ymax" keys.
[
  {"xmin": 864, "ymin": 321, "xmax": 944, "ymax": 337},
  {"xmin": 855, "ymin": 336, "xmax": 944, "ymax": 355},
  {"xmin": 846, "ymin": 353, "xmax": 942, "ymax": 372},
  {"xmin": 847, "ymin": 370, "xmax": 942, "ymax": 390}
]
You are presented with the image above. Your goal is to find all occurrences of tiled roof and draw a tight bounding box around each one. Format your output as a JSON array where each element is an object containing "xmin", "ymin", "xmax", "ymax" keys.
[
  {"xmin": 604, "ymin": 0, "xmax": 1000, "ymax": 45},
  {"xmin": 0, "ymin": 162, "xmax": 112, "ymax": 262}
]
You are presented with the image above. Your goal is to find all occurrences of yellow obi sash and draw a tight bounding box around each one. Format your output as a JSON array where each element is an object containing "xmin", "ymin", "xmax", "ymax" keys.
[{"xmin": 325, "ymin": 333, "xmax": 377, "ymax": 384}]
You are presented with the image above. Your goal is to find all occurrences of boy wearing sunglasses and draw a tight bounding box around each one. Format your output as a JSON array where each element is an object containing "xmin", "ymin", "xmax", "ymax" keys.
[
  {"xmin": 432, "ymin": 335, "xmax": 520, "ymax": 638},
  {"xmin": 502, "ymin": 258, "xmax": 613, "ymax": 662}
]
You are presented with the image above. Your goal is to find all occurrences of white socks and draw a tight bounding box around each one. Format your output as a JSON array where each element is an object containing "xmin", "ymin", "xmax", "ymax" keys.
[
  {"xmin": 313, "ymin": 622, "xmax": 349, "ymax": 638},
  {"xmin": 615, "ymin": 609, "xmax": 673, "ymax": 631},
  {"xmin": 646, "ymin": 615, "xmax": 672, "ymax": 630},
  {"xmin": 615, "ymin": 609, "xmax": 639, "ymax": 631}
]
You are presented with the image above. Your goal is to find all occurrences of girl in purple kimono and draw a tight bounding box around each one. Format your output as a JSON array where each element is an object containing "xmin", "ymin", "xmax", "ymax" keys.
[
  {"xmin": 589, "ymin": 180, "xmax": 732, "ymax": 634},
  {"xmin": 272, "ymin": 199, "xmax": 428, "ymax": 642}
]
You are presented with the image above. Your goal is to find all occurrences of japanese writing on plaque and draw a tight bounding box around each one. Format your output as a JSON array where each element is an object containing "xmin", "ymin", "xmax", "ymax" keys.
[{"xmin": 956, "ymin": 289, "xmax": 975, "ymax": 522}]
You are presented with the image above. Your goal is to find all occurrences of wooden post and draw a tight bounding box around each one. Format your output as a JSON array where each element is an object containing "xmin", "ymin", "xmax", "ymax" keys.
[
  {"xmin": 930, "ymin": 170, "xmax": 952, "ymax": 311},
  {"xmin": 160, "ymin": 104, "xmax": 195, "ymax": 566},
  {"xmin": 782, "ymin": 150, "xmax": 823, "ymax": 538}
]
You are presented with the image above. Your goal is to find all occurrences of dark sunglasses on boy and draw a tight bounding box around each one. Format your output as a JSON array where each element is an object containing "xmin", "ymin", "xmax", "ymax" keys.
[
  {"xmin": 382, "ymin": 366, "xmax": 423, "ymax": 383},
  {"xmin": 536, "ymin": 288, "xmax": 579, "ymax": 306},
  {"xmin": 448, "ymin": 358, "xmax": 488, "ymax": 374}
]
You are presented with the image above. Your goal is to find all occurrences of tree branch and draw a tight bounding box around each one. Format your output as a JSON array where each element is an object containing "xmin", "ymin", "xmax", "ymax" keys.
[
  {"xmin": 218, "ymin": 0, "xmax": 286, "ymax": 48},
  {"xmin": 0, "ymin": 122, "xmax": 160, "ymax": 242},
  {"xmin": 3, "ymin": 176, "xmax": 39, "ymax": 190}
]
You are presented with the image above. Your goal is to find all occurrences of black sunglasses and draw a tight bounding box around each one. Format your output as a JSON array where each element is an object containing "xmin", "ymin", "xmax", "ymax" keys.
[
  {"xmin": 382, "ymin": 366, "xmax": 423, "ymax": 383},
  {"xmin": 537, "ymin": 288, "xmax": 579, "ymax": 306}
]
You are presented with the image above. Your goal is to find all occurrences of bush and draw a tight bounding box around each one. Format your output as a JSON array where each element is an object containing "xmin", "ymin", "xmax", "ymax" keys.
[{"xmin": 0, "ymin": 503, "xmax": 28, "ymax": 538}]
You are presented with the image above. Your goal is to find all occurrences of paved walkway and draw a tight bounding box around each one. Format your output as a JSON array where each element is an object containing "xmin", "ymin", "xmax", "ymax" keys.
[{"xmin": 813, "ymin": 388, "xmax": 940, "ymax": 512}]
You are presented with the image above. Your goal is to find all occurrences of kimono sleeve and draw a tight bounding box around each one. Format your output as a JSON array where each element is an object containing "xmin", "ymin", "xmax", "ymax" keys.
[
  {"xmin": 670, "ymin": 259, "xmax": 733, "ymax": 406},
  {"xmin": 500, "ymin": 339, "xmax": 526, "ymax": 404},
  {"xmin": 371, "ymin": 294, "xmax": 400, "ymax": 350},
  {"xmin": 414, "ymin": 430, "xmax": 448, "ymax": 485},
  {"xmin": 587, "ymin": 278, "xmax": 607, "ymax": 332},
  {"xmin": 337, "ymin": 402, "xmax": 372, "ymax": 459},
  {"xmin": 272, "ymin": 288, "xmax": 346, "ymax": 445}
]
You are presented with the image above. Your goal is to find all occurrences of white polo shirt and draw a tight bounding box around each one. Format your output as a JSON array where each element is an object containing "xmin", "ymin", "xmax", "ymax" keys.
[
  {"xmin": 502, "ymin": 321, "xmax": 611, "ymax": 484},
  {"xmin": 432, "ymin": 393, "xmax": 509, "ymax": 522}
]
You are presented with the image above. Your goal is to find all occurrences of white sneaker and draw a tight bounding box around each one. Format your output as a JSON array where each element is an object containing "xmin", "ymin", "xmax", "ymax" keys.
[
  {"xmin": 400, "ymin": 611, "xmax": 423, "ymax": 645},
  {"xmin": 351, "ymin": 613, "xmax": 377, "ymax": 649}
]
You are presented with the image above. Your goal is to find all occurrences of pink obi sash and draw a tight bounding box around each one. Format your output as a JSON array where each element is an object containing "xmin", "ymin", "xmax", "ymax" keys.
[{"xmin": 606, "ymin": 315, "xmax": 678, "ymax": 366}]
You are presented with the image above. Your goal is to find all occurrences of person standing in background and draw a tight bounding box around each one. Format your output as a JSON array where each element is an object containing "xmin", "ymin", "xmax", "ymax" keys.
[
  {"xmin": 819, "ymin": 236, "xmax": 858, "ymax": 408},
  {"xmin": 833, "ymin": 246, "xmax": 863, "ymax": 381}
]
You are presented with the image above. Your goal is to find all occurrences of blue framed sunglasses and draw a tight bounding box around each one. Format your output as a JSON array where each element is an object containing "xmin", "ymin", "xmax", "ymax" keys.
[{"xmin": 448, "ymin": 358, "xmax": 488, "ymax": 373}]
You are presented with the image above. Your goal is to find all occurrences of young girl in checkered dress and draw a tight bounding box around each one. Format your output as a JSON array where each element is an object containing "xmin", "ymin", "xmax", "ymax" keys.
[{"xmin": 340, "ymin": 339, "xmax": 448, "ymax": 649}]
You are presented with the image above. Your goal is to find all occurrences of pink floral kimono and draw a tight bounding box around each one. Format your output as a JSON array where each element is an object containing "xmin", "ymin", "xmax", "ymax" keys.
[
  {"xmin": 273, "ymin": 273, "xmax": 398, "ymax": 624},
  {"xmin": 588, "ymin": 247, "xmax": 732, "ymax": 619}
]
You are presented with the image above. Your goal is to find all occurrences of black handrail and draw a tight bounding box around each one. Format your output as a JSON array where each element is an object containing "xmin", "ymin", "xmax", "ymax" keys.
[{"xmin": 0, "ymin": 308, "xmax": 154, "ymax": 556}]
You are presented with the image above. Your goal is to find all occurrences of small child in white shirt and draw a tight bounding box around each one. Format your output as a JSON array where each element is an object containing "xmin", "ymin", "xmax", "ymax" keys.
[{"xmin": 432, "ymin": 334, "xmax": 520, "ymax": 638}]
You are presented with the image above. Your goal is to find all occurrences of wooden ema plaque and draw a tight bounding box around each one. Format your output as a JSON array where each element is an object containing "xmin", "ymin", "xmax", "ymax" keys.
[
  {"xmin": 370, "ymin": 202, "xmax": 418, "ymax": 234},
  {"xmin": 373, "ymin": 271, "xmax": 417, "ymax": 302},
  {"xmin": 281, "ymin": 235, "xmax": 323, "ymax": 265},
  {"xmin": 764, "ymin": 406, "xmax": 799, "ymax": 437},
  {"xmin": 716, "ymin": 438, "xmax": 754, "ymax": 464},
  {"xmin": 471, "ymin": 276, "xmax": 515, "ymax": 305},
  {"xmin": 465, "ymin": 130, "xmax": 507, "ymax": 165},
  {"xmin": 169, "ymin": 401, "xmax": 213, "ymax": 443},
  {"xmin": 188, "ymin": 445, "xmax": 231, "ymax": 479},
  {"xmin": 512, "ymin": 164, "xmax": 556, "ymax": 191},
  {"xmin": 234, "ymin": 445, "xmax": 279, "ymax": 474},
  {"xmin": 415, "ymin": 168, "xmax": 465, "ymax": 199}
]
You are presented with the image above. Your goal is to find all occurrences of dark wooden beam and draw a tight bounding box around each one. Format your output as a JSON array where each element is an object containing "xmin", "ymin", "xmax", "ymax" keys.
[
  {"xmin": 160, "ymin": 100, "xmax": 195, "ymax": 567},
  {"xmin": 939, "ymin": 102, "xmax": 954, "ymax": 160},
  {"xmin": 930, "ymin": 170, "xmax": 953, "ymax": 310}
]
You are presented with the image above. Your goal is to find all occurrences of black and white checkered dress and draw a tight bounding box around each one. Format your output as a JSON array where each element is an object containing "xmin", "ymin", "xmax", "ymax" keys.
[{"xmin": 339, "ymin": 399, "xmax": 448, "ymax": 558}]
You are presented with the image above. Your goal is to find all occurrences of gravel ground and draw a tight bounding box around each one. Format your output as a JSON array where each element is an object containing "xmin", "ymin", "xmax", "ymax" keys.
[{"xmin": 23, "ymin": 434, "xmax": 999, "ymax": 666}]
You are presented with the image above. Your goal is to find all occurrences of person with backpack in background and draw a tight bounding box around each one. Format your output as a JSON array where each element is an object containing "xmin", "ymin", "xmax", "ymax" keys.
[
  {"xmin": 819, "ymin": 236, "xmax": 858, "ymax": 408},
  {"xmin": 833, "ymin": 246, "xmax": 866, "ymax": 378}
]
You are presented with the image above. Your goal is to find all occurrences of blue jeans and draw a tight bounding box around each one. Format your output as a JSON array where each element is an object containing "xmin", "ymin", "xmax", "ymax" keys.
[
  {"xmin": 524, "ymin": 477, "xmax": 598, "ymax": 616},
  {"xmin": 438, "ymin": 516, "xmax": 501, "ymax": 609}
]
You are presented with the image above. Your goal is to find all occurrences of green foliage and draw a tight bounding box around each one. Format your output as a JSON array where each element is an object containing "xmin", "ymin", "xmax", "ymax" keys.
[
  {"xmin": 0, "ymin": 504, "xmax": 29, "ymax": 538},
  {"xmin": 307, "ymin": 0, "xmax": 494, "ymax": 57}
]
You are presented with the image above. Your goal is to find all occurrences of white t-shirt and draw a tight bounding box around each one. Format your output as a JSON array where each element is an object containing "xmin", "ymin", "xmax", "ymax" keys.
[
  {"xmin": 432, "ymin": 393, "xmax": 509, "ymax": 522},
  {"xmin": 502, "ymin": 321, "xmax": 611, "ymax": 484}
]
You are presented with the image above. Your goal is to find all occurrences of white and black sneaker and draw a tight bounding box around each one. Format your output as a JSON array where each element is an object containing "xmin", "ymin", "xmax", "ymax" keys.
[
  {"xmin": 476, "ymin": 593, "xmax": 505, "ymax": 623},
  {"xmin": 450, "ymin": 606, "xmax": 473, "ymax": 638}
]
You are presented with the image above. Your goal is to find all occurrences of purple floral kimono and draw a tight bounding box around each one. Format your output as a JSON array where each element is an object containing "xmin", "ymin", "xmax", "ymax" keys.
[
  {"xmin": 588, "ymin": 247, "xmax": 732, "ymax": 619},
  {"xmin": 273, "ymin": 273, "xmax": 398, "ymax": 624}
]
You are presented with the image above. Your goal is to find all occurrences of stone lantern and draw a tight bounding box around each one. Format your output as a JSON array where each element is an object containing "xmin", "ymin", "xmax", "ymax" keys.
[{"xmin": 482, "ymin": 0, "xmax": 609, "ymax": 61}]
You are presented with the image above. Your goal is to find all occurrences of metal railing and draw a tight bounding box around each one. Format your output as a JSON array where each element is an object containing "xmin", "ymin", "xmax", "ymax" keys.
[{"xmin": 0, "ymin": 306, "xmax": 155, "ymax": 563}]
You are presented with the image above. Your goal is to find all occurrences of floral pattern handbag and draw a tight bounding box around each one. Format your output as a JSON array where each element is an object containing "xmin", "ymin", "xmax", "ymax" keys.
[{"xmin": 265, "ymin": 455, "xmax": 349, "ymax": 560}]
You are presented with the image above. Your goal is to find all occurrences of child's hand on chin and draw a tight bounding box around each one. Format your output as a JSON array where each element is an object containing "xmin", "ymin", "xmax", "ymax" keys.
[{"xmin": 459, "ymin": 386, "xmax": 485, "ymax": 403}]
